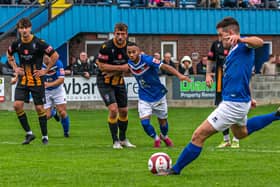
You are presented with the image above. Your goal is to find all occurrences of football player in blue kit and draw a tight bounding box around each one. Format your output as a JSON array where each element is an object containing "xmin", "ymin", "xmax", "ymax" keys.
[
  {"xmin": 126, "ymin": 43, "xmax": 191, "ymax": 147},
  {"xmin": 160, "ymin": 17, "xmax": 280, "ymax": 175},
  {"xmin": 43, "ymin": 55, "xmax": 70, "ymax": 137}
]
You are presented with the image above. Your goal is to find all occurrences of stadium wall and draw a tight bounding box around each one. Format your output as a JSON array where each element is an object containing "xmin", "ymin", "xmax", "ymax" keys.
[
  {"xmin": 2, "ymin": 34, "xmax": 280, "ymax": 64},
  {"xmin": 1, "ymin": 75, "xmax": 280, "ymax": 111},
  {"xmin": 68, "ymin": 34, "xmax": 280, "ymax": 65}
]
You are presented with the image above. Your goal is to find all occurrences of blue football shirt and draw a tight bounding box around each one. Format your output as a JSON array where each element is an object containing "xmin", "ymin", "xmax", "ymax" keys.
[
  {"xmin": 222, "ymin": 42, "xmax": 255, "ymax": 102},
  {"xmin": 128, "ymin": 54, "xmax": 167, "ymax": 102}
]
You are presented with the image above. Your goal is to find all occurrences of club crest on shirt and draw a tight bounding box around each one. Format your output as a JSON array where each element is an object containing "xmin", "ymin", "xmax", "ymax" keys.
[
  {"xmin": 60, "ymin": 68, "xmax": 65, "ymax": 75},
  {"xmin": 118, "ymin": 54, "xmax": 122, "ymax": 60},
  {"xmin": 24, "ymin": 49, "xmax": 29, "ymax": 55}
]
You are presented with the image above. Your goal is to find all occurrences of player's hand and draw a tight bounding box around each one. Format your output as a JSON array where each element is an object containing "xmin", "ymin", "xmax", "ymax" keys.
[
  {"xmin": 44, "ymin": 82, "xmax": 50, "ymax": 88},
  {"xmin": 96, "ymin": 61, "xmax": 105, "ymax": 71},
  {"xmin": 178, "ymin": 75, "xmax": 192, "ymax": 82},
  {"xmin": 14, "ymin": 67, "xmax": 25, "ymax": 76},
  {"xmin": 225, "ymin": 34, "xmax": 240, "ymax": 46},
  {"xmin": 10, "ymin": 73, "xmax": 18, "ymax": 84},
  {"xmin": 33, "ymin": 69, "xmax": 47, "ymax": 78},
  {"xmin": 206, "ymin": 73, "xmax": 214, "ymax": 88},
  {"xmin": 251, "ymin": 98, "xmax": 257, "ymax": 109}
]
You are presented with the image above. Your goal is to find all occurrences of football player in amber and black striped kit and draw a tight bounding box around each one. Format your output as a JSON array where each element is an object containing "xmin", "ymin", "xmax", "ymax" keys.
[
  {"xmin": 7, "ymin": 18, "xmax": 59, "ymax": 145},
  {"xmin": 96, "ymin": 23, "xmax": 135, "ymax": 149}
]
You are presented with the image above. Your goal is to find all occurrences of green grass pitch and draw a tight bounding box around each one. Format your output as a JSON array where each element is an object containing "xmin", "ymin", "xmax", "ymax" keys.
[{"xmin": 0, "ymin": 105, "xmax": 280, "ymax": 187}]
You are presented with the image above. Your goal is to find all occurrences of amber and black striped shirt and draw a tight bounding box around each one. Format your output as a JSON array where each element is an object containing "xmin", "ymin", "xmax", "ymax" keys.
[{"xmin": 7, "ymin": 35, "xmax": 55, "ymax": 86}]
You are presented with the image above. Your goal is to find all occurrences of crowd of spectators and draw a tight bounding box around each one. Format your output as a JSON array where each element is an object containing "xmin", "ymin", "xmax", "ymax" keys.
[
  {"xmin": 0, "ymin": 0, "xmax": 278, "ymax": 9},
  {"xmin": 70, "ymin": 0, "xmax": 280, "ymax": 9},
  {"xmin": 64, "ymin": 51, "xmax": 97, "ymax": 78},
  {"xmin": 1, "ymin": 51, "xmax": 280, "ymax": 79}
]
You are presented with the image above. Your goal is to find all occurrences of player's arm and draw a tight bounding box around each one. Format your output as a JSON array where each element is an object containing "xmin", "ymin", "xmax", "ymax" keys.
[
  {"xmin": 33, "ymin": 51, "xmax": 59, "ymax": 78},
  {"xmin": 7, "ymin": 43, "xmax": 25, "ymax": 76},
  {"xmin": 97, "ymin": 44, "xmax": 129, "ymax": 73},
  {"xmin": 96, "ymin": 59, "xmax": 129, "ymax": 72},
  {"xmin": 45, "ymin": 77, "xmax": 64, "ymax": 88},
  {"xmin": 47, "ymin": 52, "xmax": 59, "ymax": 71},
  {"xmin": 227, "ymin": 35, "xmax": 263, "ymax": 48},
  {"xmin": 206, "ymin": 43, "xmax": 217, "ymax": 88},
  {"xmin": 239, "ymin": 36, "xmax": 264, "ymax": 48},
  {"xmin": 206, "ymin": 60, "xmax": 215, "ymax": 88},
  {"xmin": 33, "ymin": 40, "xmax": 59, "ymax": 78},
  {"xmin": 160, "ymin": 63, "xmax": 191, "ymax": 82}
]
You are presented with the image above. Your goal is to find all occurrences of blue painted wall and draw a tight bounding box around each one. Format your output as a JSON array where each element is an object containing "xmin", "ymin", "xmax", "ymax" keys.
[
  {"xmin": 0, "ymin": 5, "xmax": 47, "ymax": 32},
  {"xmin": 0, "ymin": 5, "xmax": 279, "ymax": 49},
  {"xmin": 35, "ymin": 6, "xmax": 280, "ymax": 49}
]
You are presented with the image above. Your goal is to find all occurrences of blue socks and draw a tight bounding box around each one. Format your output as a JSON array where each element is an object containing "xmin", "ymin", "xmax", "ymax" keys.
[
  {"xmin": 51, "ymin": 108, "xmax": 57, "ymax": 118},
  {"xmin": 160, "ymin": 122, "xmax": 168, "ymax": 136},
  {"xmin": 170, "ymin": 112, "xmax": 280, "ymax": 174},
  {"xmin": 172, "ymin": 142, "xmax": 202, "ymax": 174},
  {"xmin": 247, "ymin": 112, "xmax": 280, "ymax": 135},
  {"xmin": 141, "ymin": 119, "xmax": 156, "ymax": 138},
  {"xmin": 61, "ymin": 115, "xmax": 70, "ymax": 134}
]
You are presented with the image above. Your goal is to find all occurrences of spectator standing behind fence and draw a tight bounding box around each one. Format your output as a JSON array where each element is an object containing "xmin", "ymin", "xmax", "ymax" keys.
[
  {"xmin": 65, "ymin": 56, "xmax": 77, "ymax": 76},
  {"xmin": 198, "ymin": 0, "xmax": 220, "ymax": 8},
  {"xmin": 73, "ymin": 52, "xmax": 96, "ymax": 79},
  {"xmin": 261, "ymin": 54, "xmax": 277, "ymax": 75},
  {"xmin": 160, "ymin": 52, "xmax": 177, "ymax": 76},
  {"xmin": 178, "ymin": 56, "xmax": 194, "ymax": 76},
  {"xmin": 196, "ymin": 56, "xmax": 209, "ymax": 74},
  {"xmin": 223, "ymin": 0, "xmax": 248, "ymax": 8},
  {"xmin": 148, "ymin": 0, "xmax": 175, "ymax": 7},
  {"xmin": 248, "ymin": 0, "xmax": 262, "ymax": 8}
]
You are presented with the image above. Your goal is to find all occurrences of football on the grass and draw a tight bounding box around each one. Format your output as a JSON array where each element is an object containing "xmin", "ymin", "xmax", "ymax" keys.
[{"xmin": 148, "ymin": 152, "xmax": 172, "ymax": 174}]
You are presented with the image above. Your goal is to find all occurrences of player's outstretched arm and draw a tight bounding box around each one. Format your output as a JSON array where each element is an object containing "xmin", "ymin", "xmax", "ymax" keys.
[
  {"xmin": 96, "ymin": 60, "xmax": 129, "ymax": 72},
  {"xmin": 45, "ymin": 77, "xmax": 64, "ymax": 88},
  {"xmin": 160, "ymin": 64, "xmax": 191, "ymax": 82}
]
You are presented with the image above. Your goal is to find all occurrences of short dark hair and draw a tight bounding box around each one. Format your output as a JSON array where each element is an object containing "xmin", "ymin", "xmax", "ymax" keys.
[
  {"xmin": 114, "ymin": 23, "xmax": 128, "ymax": 32},
  {"xmin": 127, "ymin": 42, "xmax": 137, "ymax": 47},
  {"xmin": 17, "ymin": 17, "xmax": 32, "ymax": 28},
  {"xmin": 216, "ymin": 17, "xmax": 240, "ymax": 33}
]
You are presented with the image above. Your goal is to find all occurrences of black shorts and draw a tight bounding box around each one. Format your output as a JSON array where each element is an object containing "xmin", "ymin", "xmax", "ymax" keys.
[
  {"xmin": 15, "ymin": 84, "xmax": 46, "ymax": 105},
  {"xmin": 97, "ymin": 81, "xmax": 127, "ymax": 108}
]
